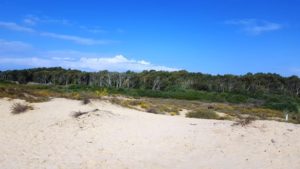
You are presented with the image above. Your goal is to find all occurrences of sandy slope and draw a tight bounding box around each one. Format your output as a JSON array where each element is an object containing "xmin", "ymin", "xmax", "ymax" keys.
[{"xmin": 0, "ymin": 98, "xmax": 299, "ymax": 169}]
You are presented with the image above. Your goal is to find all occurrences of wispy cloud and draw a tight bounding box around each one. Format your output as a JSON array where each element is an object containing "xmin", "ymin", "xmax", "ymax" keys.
[
  {"xmin": 0, "ymin": 21, "xmax": 35, "ymax": 33},
  {"xmin": 87, "ymin": 28, "xmax": 107, "ymax": 34},
  {"xmin": 225, "ymin": 19, "xmax": 282, "ymax": 35},
  {"xmin": 23, "ymin": 15, "xmax": 109, "ymax": 34},
  {"xmin": 0, "ymin": 21, "xmax": 115, "ymax": 45},
  {"xmin": 0, "ymin": 39, "xmax": 35, "ymax": 58},
  {"xmin": 0, "ymin": 39, "xmax": 32, "ymax": 51},
  {"xmin": 80, "ymin": 26, "xmax": 107, "ymax": 34},
  {"xmin": 23, "ymin": 18, "xmax": 37, "ymax": 26},
  {"xmin": 23, "ymin": 15, "xmax": 71, "ymax": 26},
  {"xmin": 40, "ymin": 32, "xmax": 114, "ymax": 45}
]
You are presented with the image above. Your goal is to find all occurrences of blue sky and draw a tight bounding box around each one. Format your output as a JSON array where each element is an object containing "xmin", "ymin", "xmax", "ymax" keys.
[{"xmin": 0, "ymin": 0, "xmax": 300, "ymax": 76}]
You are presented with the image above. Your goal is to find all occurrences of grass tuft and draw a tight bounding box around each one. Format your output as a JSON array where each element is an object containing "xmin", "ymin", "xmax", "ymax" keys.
[
  {"xmin": 232, "ymin": 116, "xmax": 256, "ymax": 127},
  {"xmin": 11, "ymin": 103, "xmax": 33, "ymax": 114}
]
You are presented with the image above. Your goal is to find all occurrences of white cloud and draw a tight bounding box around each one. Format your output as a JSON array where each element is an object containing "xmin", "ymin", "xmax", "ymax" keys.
[
  {"xmin": 0, "ymin": 21, "xmax": 35, "ymax": 33},
  {"xmin": 225, "ymin": 19, "xmax": 282, "ymax": 35},
  {"xmin": 0, "ymin": 46, "xmax": 178, "ymax": 72},
  {"xmin": 0, "ymin": 55, "xmax": 178, "ymax": 72},
  {"xmin": 0, "ymin": 21, "xmax": 114, "ymax": 45}
]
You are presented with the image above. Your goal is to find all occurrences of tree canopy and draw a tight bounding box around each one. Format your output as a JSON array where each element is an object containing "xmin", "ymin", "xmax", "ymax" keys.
[{"xmin": 1, "ymin": 67, "xmax": 299, "ymax": 97}]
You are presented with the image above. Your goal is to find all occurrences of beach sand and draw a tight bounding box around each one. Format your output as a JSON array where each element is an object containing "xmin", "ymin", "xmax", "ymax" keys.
[{"xmin": 0, "ymin": 98, "xmax": 299, "ymax": 169}]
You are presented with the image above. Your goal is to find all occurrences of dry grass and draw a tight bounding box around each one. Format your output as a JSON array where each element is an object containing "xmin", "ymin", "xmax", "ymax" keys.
[
  {"xmin": 0, "ymin": 87, "xmax": 50, "ymax": 102},
  {"xmin": 110, "ymin": 98, "xmax": 152, "ymax": 111},
  {"xmin": 32, "ymin": 90, "xmax": 51, "ymax": 97},
  {"xmin": 10, "ymin": 103, "xmax": 33, "ymax": 114},
  {"xmin": 110, "ymin": 97, "xmax": 123, "ymax": 105},
  {"xmin": 232, "ymin": 116, "xmax": 256, "ymax": 127},
  {"xmin": 139, "ymin": 102, "xmax": 150, "ymax": 109},
  {"xmin": 146, "ymin": 107, "xmax": 160, "ymax": 114},
  {"xmin": 169, "ymin": 112, "xmax": 179, "ymax": 116}
]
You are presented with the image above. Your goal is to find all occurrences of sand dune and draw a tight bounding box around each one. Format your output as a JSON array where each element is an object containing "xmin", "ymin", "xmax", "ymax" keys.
[{"xmin": 0, "ymin": 98, "xmax": 299, "ymax": 169}]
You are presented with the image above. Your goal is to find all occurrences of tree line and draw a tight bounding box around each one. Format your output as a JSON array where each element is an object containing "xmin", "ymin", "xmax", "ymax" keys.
[{"xmin": 0, "ymin": 67, "xmax": 299, "ymax": 98}]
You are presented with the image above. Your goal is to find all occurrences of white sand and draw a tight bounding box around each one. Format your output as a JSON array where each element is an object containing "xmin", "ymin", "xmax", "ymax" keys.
[{"xmin": 0, "ymin": 98, "xmax": 299, "ymax": 169}]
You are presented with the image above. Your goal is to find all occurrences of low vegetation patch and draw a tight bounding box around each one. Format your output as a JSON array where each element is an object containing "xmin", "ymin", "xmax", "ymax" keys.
[
  {"xmin": 146, "ymin": 107, "xmax": 160, "ymax": 114},
  {"xmin": 186, "ymin": 109, "xmax": 220, "ymax": 119},
  {"xmin": 139, "ymin": 102, "xmax": 150, "ymax": 109},
  {"xmin": 169, "ymin": 112, "xmax": 179, "ymax": 116},
  {"xmin": 95, "ymin": 88, "xmax": 108, "ymax": 97},
  {"xmin": 11, "ymin": 103, "xmax": 33, "ymax": 114},
  {"xmin": 0, "ymin": 80, "xmax": 299, "ymax": 124}
]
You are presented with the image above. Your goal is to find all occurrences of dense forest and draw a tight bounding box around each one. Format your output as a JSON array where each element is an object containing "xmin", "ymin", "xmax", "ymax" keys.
[
  {"xmin": 1, "ymin": 67, "xmax": 300, "ymax": 112},
  {"xmin": 1, "ymin": 67, "xmax": 300, "ymax": 96}
]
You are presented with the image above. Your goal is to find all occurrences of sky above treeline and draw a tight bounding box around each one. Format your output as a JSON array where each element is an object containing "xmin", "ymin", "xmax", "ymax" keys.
[{"xmin": 0, "ymin": 0, "xmax": 299, "ymax": 76}]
